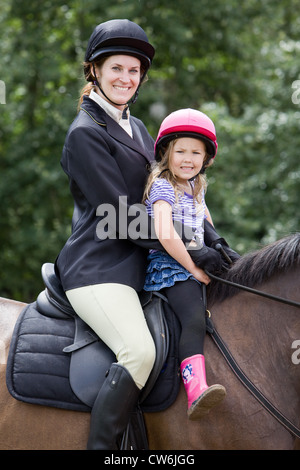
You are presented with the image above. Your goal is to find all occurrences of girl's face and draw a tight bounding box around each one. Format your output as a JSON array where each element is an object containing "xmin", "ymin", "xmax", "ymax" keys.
[
  {"xmin": 94, "ymin": 55, "xmax": 141, "ymax": 109},
  {"xmin": 169, "ymin": 137, "xmax": 207, "ymax": 185}
]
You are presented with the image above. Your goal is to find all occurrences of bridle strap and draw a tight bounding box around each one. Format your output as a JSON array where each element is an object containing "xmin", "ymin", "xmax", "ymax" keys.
[
  {"xmin": 206, "ymin": 316, "xmax": 300, "ymax": 439},
  {"xmin": 205, "ymin": 270, "xmax": 300, "ymax": 308},
  {"xmin": 202, "ymin": 270, "xmax": 300, "ymax": 439}
]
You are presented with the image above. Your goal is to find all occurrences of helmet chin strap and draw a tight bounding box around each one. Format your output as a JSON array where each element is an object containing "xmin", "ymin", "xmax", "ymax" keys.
[
  {"xmin": 190, "ymin": 156, "xmax": 213, "ymax": 180},
  {"xmin": 92, "ymin": 64, "xmax": 141, "ymax": 111}
]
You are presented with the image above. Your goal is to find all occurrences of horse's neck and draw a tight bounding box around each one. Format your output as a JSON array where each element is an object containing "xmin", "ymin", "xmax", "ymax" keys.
[
  {"xmin": 209, "ymin": 277, "xmax": 296, "ymax": 360},
  {"xmin": 209, "ymin": 273, "xmax": 300, "ymax": 419}
]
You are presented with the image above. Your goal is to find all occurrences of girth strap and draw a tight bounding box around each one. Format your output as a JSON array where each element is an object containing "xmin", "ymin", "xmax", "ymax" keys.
[
  {"xmin": 63, "ymin": 331, "xmax": 98, "ymax": 353},
  {"xmin": 206, "ymin": 316, "xmax": 300, "ymax": 439}
]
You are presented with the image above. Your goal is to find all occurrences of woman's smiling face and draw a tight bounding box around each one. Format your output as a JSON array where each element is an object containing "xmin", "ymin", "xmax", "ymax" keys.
[{"xmin": 95, "ymin": 55, "xmax": 141, "ymax": 109}]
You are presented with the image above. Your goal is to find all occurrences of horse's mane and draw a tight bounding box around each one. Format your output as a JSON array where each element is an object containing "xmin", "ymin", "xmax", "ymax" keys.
[{"xmin": 207, "ymin": 232, "xmax": 300, "ymax": 304}]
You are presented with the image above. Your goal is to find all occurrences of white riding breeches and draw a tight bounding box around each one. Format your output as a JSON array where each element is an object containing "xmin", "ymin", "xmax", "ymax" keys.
[{"xmin": 66, "ymin": 283, "xmax": 156, "ymax": 390}]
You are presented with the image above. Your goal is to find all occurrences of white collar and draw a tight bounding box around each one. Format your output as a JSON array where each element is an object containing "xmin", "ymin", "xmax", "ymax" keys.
[
  {"xmin": 89, "ymin": 89, "xmax": 132, "ymax": 137},
  {"xmin": 89, "ymin": 89, "xmax": 128, "ymax": 122}
]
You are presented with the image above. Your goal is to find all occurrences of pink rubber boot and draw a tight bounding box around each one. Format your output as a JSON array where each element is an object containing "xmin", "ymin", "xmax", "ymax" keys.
[{"xmin": 180, "ymin": 354, "xmax": 226, "ymax": 420}]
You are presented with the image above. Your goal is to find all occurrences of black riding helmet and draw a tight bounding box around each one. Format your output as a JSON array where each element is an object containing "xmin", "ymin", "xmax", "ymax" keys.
[{"xmin": 84, "ymin": 19, "xmax": 155, "ymax": 106}]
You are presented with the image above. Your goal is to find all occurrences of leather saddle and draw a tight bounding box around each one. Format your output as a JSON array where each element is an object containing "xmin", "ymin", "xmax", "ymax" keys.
[{"xmin": 35, "ymin": 263, "xmax": 170, "ymax": 408}]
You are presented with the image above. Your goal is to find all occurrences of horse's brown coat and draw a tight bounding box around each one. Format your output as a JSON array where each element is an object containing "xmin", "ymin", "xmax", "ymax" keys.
[
  {"xmin": 1, "ymin": 234, "xmax": 300, "ymax": 449},
  {"xmin": 0, "ymin": 298, "xmax": 90, "ymax": 450}
]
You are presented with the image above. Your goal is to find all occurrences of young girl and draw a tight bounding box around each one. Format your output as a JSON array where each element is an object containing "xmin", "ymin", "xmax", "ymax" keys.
[{"xmin": 143, "ymin": 108, "xmax": 226, "ymax": 420}]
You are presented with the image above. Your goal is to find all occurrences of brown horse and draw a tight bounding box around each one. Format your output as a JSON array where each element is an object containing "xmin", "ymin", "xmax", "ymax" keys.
[{"xmin": 0, "ymin": 233, "xmax": 300, "ymax": 450}]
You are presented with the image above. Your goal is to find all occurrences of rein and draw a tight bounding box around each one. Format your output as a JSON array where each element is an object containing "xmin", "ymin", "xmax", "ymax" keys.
[
  {"xmin": 205, "ymin": 270, "xmax": 300, "ymax": 308},
  {"xmin": 203, "ymin": 270, "xmax": 300, "ymax": 439}
]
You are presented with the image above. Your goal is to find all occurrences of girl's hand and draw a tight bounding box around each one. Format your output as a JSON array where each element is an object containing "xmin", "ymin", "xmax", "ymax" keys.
[{"xmin": 190, "ymin": 265, "xmax": 211, "ymax": 285}]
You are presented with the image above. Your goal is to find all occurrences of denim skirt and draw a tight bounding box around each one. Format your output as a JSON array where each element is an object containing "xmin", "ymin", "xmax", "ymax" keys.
[{"xmin": 143, "ymin": 250, "xmax": 194, "ymax": 291}]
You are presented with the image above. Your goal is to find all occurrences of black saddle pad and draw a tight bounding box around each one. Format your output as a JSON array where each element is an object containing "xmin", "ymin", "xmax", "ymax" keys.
[
  {"xmin": 6, "ymin": 296, "xmax": 181, "ymax": 413},
  {"xmin": 6, "ymin": 302, "xmax": 89, "ymax": 411}
]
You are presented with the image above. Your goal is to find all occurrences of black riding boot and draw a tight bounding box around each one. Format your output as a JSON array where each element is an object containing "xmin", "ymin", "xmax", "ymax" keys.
[{"xmin": 87, "ymin": 363, "xmax": 140, "ymax": 450}]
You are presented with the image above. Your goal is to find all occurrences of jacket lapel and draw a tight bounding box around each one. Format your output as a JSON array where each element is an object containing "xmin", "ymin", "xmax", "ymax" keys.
[{"xmin": 81, "ymin": 97, "xmax": 153, "ymax": 164}]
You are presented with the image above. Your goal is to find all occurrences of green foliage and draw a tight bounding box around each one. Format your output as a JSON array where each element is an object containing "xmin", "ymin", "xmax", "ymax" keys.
[{"xmin": 0, "ymin": 0, "xmax": 299, "ymax": 301}]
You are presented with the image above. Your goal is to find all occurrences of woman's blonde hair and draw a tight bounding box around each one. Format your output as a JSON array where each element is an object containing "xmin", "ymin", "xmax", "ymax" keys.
[
  {"xmin": 77, "ymin": 59, "xmax": 105, "ymax": 110},
  {"xmin": 143, "ymin": 139, "xmax": 213, "ymax": 204}
]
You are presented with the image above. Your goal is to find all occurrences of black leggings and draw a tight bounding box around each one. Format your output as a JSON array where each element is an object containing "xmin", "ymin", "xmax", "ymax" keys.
[{"xmin": 164, "ymin": 279, "xmax": 206, "ymax": 362}]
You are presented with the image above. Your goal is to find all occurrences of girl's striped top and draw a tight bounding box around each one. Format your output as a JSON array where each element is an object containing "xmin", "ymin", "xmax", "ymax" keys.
[{"xmin": 145, "ymin": 178, "xmax": 206, "ymax": 248}]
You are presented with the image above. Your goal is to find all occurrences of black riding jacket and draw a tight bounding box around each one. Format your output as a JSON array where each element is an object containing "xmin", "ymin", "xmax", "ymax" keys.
[{"xmin": 56, "ymin": 96, "xmax": 161, "ymax": 292}]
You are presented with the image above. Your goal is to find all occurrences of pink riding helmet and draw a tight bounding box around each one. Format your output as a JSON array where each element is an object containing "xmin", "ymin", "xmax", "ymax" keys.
[{"xmin": 154, "ymin": 108, "xmax": 218, "ymax": 162}]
